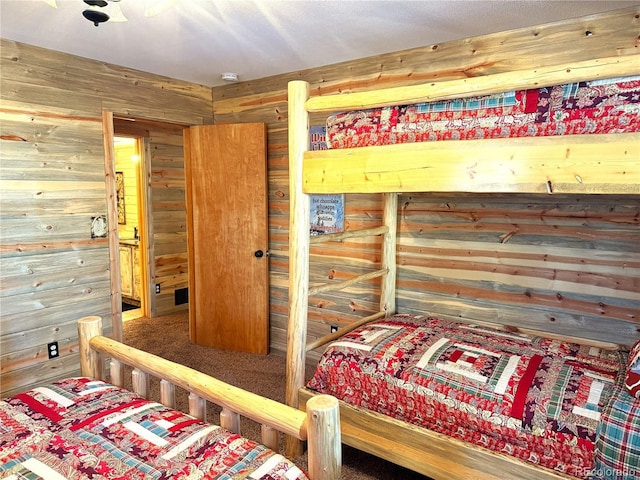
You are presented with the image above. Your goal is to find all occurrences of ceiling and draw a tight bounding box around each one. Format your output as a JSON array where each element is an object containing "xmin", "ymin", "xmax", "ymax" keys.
[{"xmin": 1, "ymin": 0, "xmax": 637, "ymax": 87}]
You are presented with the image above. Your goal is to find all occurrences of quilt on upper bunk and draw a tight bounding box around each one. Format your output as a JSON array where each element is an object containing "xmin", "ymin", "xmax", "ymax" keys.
[
  {"xmin": 0, "ymin": 377, "xmax": 307, "ymax": 480},
  {"xmin": 307, "ymin": 314, "xmax": 632, "ymax": 478},
  {"xmin": 325, "ymin": 76, "xmax": 640, "ymax": 149}
]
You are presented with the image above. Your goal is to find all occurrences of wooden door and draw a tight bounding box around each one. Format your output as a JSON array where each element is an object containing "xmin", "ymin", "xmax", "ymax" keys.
[{"xmin": 185, "ymin": 123, "xmax": 269, "ymax": 354}]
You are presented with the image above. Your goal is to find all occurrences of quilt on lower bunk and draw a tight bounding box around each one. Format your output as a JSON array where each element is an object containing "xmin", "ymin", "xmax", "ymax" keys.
[
  {"xmin": 306, "ymin": 314, "xmax": 636, "ymax": 478},
  {"xmin": 325, "ymin": 76, "xmax": 640, "ymax": 149},
  {"xmin": 0, "ymin": 377, "xmax": 307, "ymax": 480}
]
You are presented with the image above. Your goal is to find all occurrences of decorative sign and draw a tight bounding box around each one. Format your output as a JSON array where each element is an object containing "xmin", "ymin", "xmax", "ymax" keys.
[
  {"xmin": 310, "ymin": 194, "xmax": 344, "ymax": 236},
  {"xmin": 310, "ymin": 125, "xmax": 327, "ymax": 151},
  {"xmin": 308, "ymin": 126, "xmax": 344, "ymax": 235}
]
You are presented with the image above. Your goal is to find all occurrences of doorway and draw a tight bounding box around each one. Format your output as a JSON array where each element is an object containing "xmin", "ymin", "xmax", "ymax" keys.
[{"xmin": 114, "ymin": 136, "xmax": 146, "ymax": 321}]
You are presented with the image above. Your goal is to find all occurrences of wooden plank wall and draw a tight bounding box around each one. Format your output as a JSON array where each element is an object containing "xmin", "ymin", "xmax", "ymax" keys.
[
  {"xmin": 0, "ymin": 40, "xmax": 212, "ymax": 397},
  {"xmin": 212, "ymin": 6, "xmax": 640, "ymax": 357}
]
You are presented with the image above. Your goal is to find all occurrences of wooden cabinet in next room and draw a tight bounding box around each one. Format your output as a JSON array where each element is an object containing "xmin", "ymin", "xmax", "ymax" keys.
[{"xmin": 120, "ymin": 242, "xmax": 141, "ymax": 305}]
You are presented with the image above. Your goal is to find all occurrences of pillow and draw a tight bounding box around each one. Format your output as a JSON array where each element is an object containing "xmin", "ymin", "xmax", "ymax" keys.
[
  {"xmin": 593, "ymin": 387, "xmax": 640, "ymax": 480},
  {"xmin": 625, "ymin": 339, "xmax": 640, "ymax": 398}
]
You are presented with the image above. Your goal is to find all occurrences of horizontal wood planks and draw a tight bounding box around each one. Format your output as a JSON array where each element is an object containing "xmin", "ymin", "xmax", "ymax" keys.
[
  {"xmin": 211, "ymin": 6, "xmax": 640, "ymax": 357},
  {"xmin": 396, "ymin": 193, "xmax": 639, "ymax": 344},
  {"xmin": 0, "ymin": 39, "xmax": 212, "ymax": 397}
]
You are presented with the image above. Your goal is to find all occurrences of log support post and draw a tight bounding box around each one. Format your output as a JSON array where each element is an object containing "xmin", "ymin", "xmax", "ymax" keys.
[
  {"xmin": 286, "ymin": 79, "xmax": 312, "ymax": 457},
  {"xmin": 131, "ymin": 368, "xmax": 149, "ymax": 399},
  {"xmin": 160, "ymin": 379, "xmax": 176, "ymax": 408},
  {"xmin": 78, "ymin": 316, "xmax": 103, "ymax": 380},
  {"xmin": 110, "ymin": 359, "xmax": 123, "ymax": 387},
  {"xmin": 307, "ymin": 394, "xmax": 341, "ymax": 480},
  {"xmin": 261, "ymin": 424, "xmax": 279, "ymax": 451},
  {"xmin": 220, "ymin": 407, "xmax": 241, "ymax": 434},
  {"xmin": 189, "ymin": 393, "xmax": 207, "ymax": 421}
]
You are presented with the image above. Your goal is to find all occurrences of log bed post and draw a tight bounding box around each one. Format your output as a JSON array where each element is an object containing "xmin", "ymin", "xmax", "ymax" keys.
[
  {"xmin": 78, "ymin": 315, "xmax": 104, "ymax": 380},
  {"xmin": 380, "ymin": 193, "xmax": 398, "ymax": 316},
  {"xmin": 306, "ymin": 394, "xmax": 341, "ymax": 480},
  {"xmin": 286, "ymin": 80, "xmax": 311, "ymax": 457}
]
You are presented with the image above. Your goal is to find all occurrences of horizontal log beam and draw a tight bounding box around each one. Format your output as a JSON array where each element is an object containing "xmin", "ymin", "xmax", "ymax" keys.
[
  {"xmin": 303, "ymin": 133, "xmax": 640, "ymax": 195},
  {"xmin": 309, "ymin": 268, "xmax": 387, "ymax": 296},
  {"xmin": 305, "ymin": 55, "xmax": 639, "ymax": 112},
  {"xmin": 310, "ymin": 225, "xmax": 388, "ymax": 244}
]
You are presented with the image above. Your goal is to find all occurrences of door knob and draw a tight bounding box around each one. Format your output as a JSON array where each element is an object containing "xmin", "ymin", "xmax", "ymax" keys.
[{"xmin": 254, "ymin": 250, "xmax": 264, "ymax": 258}]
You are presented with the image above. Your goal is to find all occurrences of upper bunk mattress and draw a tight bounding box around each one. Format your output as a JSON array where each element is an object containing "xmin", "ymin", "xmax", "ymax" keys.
[
  {"xmin": 325, "ymin": 76, "xmax": 640, "ymax": 149},
  {"xmin": 306, "ymin": 314, "xmax": 629, "ymax": 478},
  {"xmin": 0, "ymin": 377, "xmax": 308, "ymax": 480}
]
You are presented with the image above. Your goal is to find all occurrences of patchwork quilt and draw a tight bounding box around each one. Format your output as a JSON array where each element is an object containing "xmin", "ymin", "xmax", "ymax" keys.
[
  {"xmin": 0, "ymin": 377, "xmax": 308, "ymax": 480},
  {"xmin": 307, "ymin": 314, "xmax": 632, "ymax": 478},
  {"xmin": 325, "ymin": 76, "xmax": 640, "ymax": 149}
]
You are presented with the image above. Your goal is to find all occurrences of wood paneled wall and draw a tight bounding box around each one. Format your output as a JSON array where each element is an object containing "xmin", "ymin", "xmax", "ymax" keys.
[
  {"xmin": 211, "ymin": 6, "xmax": 640, "ymax": 357},
  {"xmin": 0, "ymin": 40, "xmax": 212, "ymax": 397}
]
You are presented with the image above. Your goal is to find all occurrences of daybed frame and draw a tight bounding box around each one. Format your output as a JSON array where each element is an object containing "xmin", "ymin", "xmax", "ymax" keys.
[
  {"xmin": 284, "ymin": 41, "xmax": 639, "ymax": 480},
  {"xmin": 76, "ymin": 316, "xmax": 341, "ymax": 480}
]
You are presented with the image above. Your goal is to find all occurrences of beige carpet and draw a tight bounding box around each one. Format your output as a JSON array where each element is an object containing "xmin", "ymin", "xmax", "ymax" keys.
[{"xmin": 123, "ymin": 311, "xmax": 431, "ymax": 480}]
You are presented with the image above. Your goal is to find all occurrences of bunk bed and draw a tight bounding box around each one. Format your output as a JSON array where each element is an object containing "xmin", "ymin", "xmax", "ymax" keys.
[
  {"xmin": 285, "ymin": 51, "xmax": 639, "ymax": 480},
  {"xmin": 1, "ymin": 316, "xmax": 341, "ymax": 480}
]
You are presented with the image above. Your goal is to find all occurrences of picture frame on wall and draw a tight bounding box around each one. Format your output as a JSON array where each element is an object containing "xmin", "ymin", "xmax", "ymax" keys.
[{"xmin": 116, "ymin": 171, "xmax": 126, "ymax": 224}]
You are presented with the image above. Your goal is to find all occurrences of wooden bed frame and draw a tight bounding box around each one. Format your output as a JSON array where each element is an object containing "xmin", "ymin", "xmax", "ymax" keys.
[
  {"xmin": 284, "ymin": 22, "xmax": 639, "ymax": 480},
  {"xmin": 76, "ymin": 316, "xmax": 341, "ymax": 480}
]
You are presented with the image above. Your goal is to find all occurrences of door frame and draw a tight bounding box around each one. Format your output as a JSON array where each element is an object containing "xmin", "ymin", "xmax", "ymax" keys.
[{"xmin": 102, "ymin": 111, "xmax": 156, "ymax": 340}]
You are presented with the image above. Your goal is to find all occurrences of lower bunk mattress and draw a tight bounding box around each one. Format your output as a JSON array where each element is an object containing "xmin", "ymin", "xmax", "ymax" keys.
[
  {"xmin": 307, "ymin": 314, "xmax": 639, "ymax": 479},
  {"xmin": 0, "ymin": 377, "xmax": 307, "ymax": 480}
]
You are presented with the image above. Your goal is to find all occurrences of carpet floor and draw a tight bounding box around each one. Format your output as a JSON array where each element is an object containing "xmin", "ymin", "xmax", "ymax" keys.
[{"xmin": 123, "ymin": 311, "xmax": 431, "ymax": 480}]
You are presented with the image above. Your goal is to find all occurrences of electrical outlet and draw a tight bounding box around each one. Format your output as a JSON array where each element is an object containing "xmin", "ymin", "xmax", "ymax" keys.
[
  {"xmin": 47, "ymin": 341, "xmax": 59, "ymax": 359},
  {"xmin": 330, "ymin": 325, "xmax": 339, "ymax": 333},
  {"xmin": 155, "ymin": 284, "xmax": 161, "ymax": 294}
]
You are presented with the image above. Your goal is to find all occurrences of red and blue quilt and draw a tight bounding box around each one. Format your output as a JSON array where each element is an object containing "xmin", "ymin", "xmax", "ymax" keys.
[
  {"xmin": 307, "ymin": 314, "xmax": 632, "ymax": 478},
  {"xmin": 0, "ymin": 377, "xmax": 308, "ymax": 479},
  {"xmin": 326, "ymin": 76, "xmax": 640, "ymax": 149}
]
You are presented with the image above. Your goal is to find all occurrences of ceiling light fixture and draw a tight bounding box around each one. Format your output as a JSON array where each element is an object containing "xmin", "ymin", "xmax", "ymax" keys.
[
  {"xmin": 82, "ymin": 0, "xmax": 110, "ymax": 27},
  {"xmin": 43, "ymin": 0, "xmax": 177, "ymax": 27}
]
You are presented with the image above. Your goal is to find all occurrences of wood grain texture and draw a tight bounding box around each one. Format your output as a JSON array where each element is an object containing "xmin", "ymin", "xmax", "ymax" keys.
[
  {"xmin": 0, "ymin": 39, "xmax": 212, "ymax": 397},
  {"xmin": 282, "ymin": 8, "xmax": 640, "ymax": 479},
  {"xmin": 302, "ymin": 133, "xmax": 640, "ymax": 195},
  {"xmin": 211, "ymin": 7, "xmax": 640, "ymax": 362},
  {"xmin": 185, "ymin": 123, "xmax": 269, "ymax": 354}
]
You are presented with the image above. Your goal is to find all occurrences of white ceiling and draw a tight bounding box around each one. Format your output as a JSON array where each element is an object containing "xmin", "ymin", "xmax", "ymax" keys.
[{"xmin": 1, "ymin": 0, "xmax": 637, "ymax": 87}]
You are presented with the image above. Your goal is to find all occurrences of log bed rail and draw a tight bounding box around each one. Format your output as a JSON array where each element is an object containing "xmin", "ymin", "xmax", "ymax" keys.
[
  {"xmin": 77, "ymin": 316, "xmax": 341, "ymax": 480},
  {"xmin": 285, "ymin": 42, "xmax": 640, "ymax": 477}
]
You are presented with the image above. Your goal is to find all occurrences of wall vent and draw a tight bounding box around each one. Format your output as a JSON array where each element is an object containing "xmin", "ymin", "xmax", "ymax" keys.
[{"xmin": 175, "ymin": 287, "xmax": 188, "ymax": 305}]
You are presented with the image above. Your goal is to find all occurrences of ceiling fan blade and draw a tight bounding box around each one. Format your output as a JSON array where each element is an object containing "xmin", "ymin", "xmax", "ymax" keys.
[
  {"xmin": 144, "ymin": 0, "xmax": 177, "ymax": 18},
  {"xmin": 107, "ymin": 1, "xmax": 128, "ymax": 22}
]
